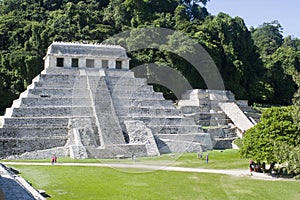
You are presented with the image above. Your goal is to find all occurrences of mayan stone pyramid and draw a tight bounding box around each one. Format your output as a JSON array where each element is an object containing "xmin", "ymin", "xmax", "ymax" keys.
[{"xmin": 0, "ymin": 42, "xmax": 213, "ymax": 159}]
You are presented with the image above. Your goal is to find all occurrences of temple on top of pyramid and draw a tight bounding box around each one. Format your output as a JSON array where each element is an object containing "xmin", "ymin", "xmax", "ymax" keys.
[
  {"xmin": 0, "ymin": 41, "xmax": 259, "ymax": 159},
  {"xmin": 44, "ymin": 42, "xmax": 130, "ymax": 69},
  {"xmin": 0, "ymin": 41, "xmax": 217, "ymax": 159}
]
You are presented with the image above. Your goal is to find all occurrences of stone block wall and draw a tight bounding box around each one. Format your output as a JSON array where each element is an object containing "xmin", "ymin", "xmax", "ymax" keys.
[{"xmin": 0, "ymin": 67, "xmax": 216, "ymax": 158}]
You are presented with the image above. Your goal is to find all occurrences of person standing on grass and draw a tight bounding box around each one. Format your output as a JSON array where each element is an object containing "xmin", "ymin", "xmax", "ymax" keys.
[
  {"xmin": 249, "ymin": 160, "xmax": 254, "ymax": 175},
  {"xmin": 132, "ymin": 153, "xmax": 136, "ymax": 161},
  {"xmin": 51, "ymin": 156, "xmax": 57, "ymax": 165},
  {"xmin": 205, "ymin": 154, "xmax": 209, "ymax": 164}
]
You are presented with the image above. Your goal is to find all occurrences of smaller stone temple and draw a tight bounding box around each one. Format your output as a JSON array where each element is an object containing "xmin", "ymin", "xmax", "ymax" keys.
[
  {"xmin": 178, "ymin": 89, "xmax": 260, "ymax": 148},
  {"xmin": 0, "ymin": 42, "xmax": 214, "ymax": 159}
]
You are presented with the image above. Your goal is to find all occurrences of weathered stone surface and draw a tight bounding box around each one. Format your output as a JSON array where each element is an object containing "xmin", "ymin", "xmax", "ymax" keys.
[
  {"xmin": 155, "ymin": 138, "xmax": 206, "ymax": 154},
  {"xmin": 7, "ymin": 147, "xmax": 68, "ymax": 160},
  {"xmin": 85, "ymin": 144, "xmax": 149, "ymax": 158},
  {"xmin": 155, "ymin": 133, "xmax": 213, "ymax": 153},
  {"xmin": 124, "ymin": 120, "xmax": 160, "ymax": 156},
  {"xmin": 0, "ymin": 43, "xmax": 217, "ymax": 158},
  {"xmin": 219, "ymin": 102, "xmax": 254, "ymax": 132},
  {"xmin": 178, "ymin": 89, "xmax": 261, "ymax": 149}
]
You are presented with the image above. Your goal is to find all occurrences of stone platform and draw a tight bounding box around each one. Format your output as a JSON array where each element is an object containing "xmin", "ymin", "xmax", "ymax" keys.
[
  {"xmin": 178, "ymin": 89, "xmax": 261, "ymax": 149},
  {"xmin": 0, "ymin": 67, "xmax": 211, "ymax": 159}
]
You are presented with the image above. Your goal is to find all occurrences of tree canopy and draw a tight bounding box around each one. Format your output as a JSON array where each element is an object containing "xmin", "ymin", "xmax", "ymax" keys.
[
  {"xmin": 0, "ymin": 0, "xmax": 299, "ymax": 114},
  {"xmin": 240, "ymin": 106, "xmax": 300, "ymax": 175}
]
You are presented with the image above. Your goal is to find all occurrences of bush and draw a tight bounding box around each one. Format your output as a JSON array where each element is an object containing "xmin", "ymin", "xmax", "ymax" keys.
[{"xmin": 233, "ymin": 138, "xmax": 243, "ymax": 149}]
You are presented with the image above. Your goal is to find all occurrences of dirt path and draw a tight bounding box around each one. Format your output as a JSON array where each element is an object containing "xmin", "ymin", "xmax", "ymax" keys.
[{"xmin": 4, "ymin": 161, "xmax": 292, "ymax": 181}]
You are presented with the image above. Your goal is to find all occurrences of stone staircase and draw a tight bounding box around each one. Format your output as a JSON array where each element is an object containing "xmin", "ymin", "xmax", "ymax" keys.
[
  {"xmin": 0, "ymin": 67, "xmax": 98, "ymax": 157},
  {"xmin": 178, "ymin": 89, "xmax": 260, "ymax": 149},
  {"xmin": 105, "ymin": 69, "xmax": 212, "ymax": 153},
  {"xmin": 0, "ymin": 67, "xmax": 214, "ymax": 159},
  {"xmin": 218, "ymin": 102, "xmax": 254, "ymax": 134}
]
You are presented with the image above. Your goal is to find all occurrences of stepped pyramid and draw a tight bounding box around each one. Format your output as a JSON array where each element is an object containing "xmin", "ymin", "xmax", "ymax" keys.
[{"xmin": 0, "ymin": 42, "xmax": 212, "ymax": 159}]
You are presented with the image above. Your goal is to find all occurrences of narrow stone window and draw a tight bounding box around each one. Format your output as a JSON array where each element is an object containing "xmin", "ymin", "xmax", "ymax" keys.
[
  {"xmin": 86, "ymin": 59, "xmax": 94, "ymax": 68},
  {"xmin": 72, "ymin": 58, "xmax": 79, "ymax": 68},
  {"xmin": 116, "ymin": 60, "xmax": 122, "ymax": 69},
  {"xmin": 102, "ymin": 60, "xmax": 108, "ymax": 68},
  {"xmin": 56, "ymin": 58, "xmax": 64, "ymax": 67}
]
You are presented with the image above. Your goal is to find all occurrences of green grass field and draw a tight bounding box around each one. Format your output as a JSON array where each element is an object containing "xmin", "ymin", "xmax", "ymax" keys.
[
  {"xmin": 4, "ymin": 149, "xmax": 249, "ymax": 169},
  {"xmin": 5, "ymin": 150, "xmax": 300, "ymax": 199},
  {"xmin": 12, "ymin": 165, "xmax": 300, "ymax": 200}
]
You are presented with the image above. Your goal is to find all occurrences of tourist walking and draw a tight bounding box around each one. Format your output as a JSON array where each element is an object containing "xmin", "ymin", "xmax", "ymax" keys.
[
  {"xmin": 249, "ymin": 160, "xmax": 254, "ymax": 175},
  {"xmin": 205, "ymin": 154, "xmax": 209, "ymax": 164},
  {"xmin": 132, "ymin": 153, "xmax": 136, "ymax": 161},
  {"xmin": 51, "ymin": 156, "xmax": 57, "ymax": 165}
]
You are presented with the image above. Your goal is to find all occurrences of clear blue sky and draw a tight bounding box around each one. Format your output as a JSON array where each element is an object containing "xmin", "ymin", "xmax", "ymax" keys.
[{"xmin": 206, "ymin": 0, "xmax": 300, "ymax": 38}]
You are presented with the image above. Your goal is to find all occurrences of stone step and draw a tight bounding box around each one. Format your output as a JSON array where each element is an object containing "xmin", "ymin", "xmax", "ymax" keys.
[
  {"xmin": 107, "ymin": 83, "xmax": 153, "ymax": 92},
  {"xmin": 129, "ymin": 99, "xmax": 175, "ymax": 108},
  {"xmin": 198, "ymin": 120, "xmax": 230, "ymax": 126},
  {"xmin": 1, "ymin": 117, "xmax": 96, "ymax": 128},
  {"xmin": 34, "ymin": 82, "xmax": 80, "ymax": 89},
  {"xmin": 28, "ymin": 88, "xmax": 89, "ymax": 97},
  {"xmin": 11, "ymin": 107, "xmax": 93, "ymax": 117},
  {"xmin": 40, "ymin": 74, "xmax": 78, "ymax": 81},
  {"xmin": 20, "ymin": 97, "xmax": 91, "ymax": 107},
  {"xmin": 0, "ymin": 138, "xmax": 68, "ymax": 157},
  {"xmin": 105, "ymin": 69, "xmax": 135, "ymax": 78},
  {"xmin": 187, "ymin": 113, "xmax": 228, "ymax": 120},
  {"xmin": 111, "ymin": 92, "xmax": 165, "ymax": 101},
  {"xmin": 116, "ymin": 107, "xmax": 181, "ymax": 117},
  {"xmin": 156, "ymin": 133, "xmax": 209, "ymax": 143},
  {"xmin": 180, "ymin": 106, "xmax": 210, "ymax": 114},
  {"xmin": 109, "ymin": 85, "xmax": 154, "ymax": 94},
  {"xmin": 44, "ymin": 67, "xmax": 80, "ymax": 75},
  {"xmin": 122, "ymin": 116, "xmax": 196, "ymax": 126},
  {"xmin": 84, "ymin": 68, "xmax": 105, "ymax": 76},
  {"xmin": 148, "ymin": 125, "xmax": 203, "ymax": 134},
  {"xmin": 34, "ymin": 79, "xmax": 88, "ymax": 88},
  {"xmin": 112, "ymin": 100, "xmax": 175, "ymax": 110},
  {"xmin": 105, "ymin": 77, "xmax": 146, "ymax": 88},
  {"xmin": 0, "ymin": 127, "xmax": 68, "ymax": 138}
]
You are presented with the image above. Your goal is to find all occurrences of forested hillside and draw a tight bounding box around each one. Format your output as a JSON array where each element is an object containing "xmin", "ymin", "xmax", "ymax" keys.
[{"xmin": 0, "ymin": 0, "xmax": 299, "ymax": 114}]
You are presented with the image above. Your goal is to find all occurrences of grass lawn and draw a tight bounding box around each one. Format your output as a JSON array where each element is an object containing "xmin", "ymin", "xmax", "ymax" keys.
[
  {"xmin": 3, "ymin": 149, "xmax": 249, "ymax": 169},
  {"xmin": 5, "ymin": 150, "xmax": 300, "ymax": 200},
  {"xmin": 137, "ymin": 149, "xmax": 250, "ymax": 169},
  {"xmin": 11, "ymin": 165, "xmax": 300, "ymax": 200}
]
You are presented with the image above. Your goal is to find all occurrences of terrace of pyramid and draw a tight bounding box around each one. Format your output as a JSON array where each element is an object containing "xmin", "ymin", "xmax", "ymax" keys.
[{"xmin": 0, "ymin": 42, "xmax": 259, "ymax": 159}]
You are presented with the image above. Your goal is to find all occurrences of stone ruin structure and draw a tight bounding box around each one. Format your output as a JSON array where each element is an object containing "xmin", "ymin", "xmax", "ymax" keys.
[
  {"xmin": 0, "ymin": 42, "xmax": 260, "ymax": 159},
  {"xmin": 178, "ymin": 89, "xmax": 260, "ymax": 148},
  {"xmin": 0, "ymin": 42, "xmax": 213, "ymax": 159}
]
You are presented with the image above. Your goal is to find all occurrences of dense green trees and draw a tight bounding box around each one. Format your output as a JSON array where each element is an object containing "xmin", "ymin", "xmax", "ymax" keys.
[
  {"xmin": 194, "ymin": 13, "xmax": 267, "ymax": 102},
  {"xmin": 251, "ymin": 21, "xmax": 300, "ymax": 105},
  {"xmin": 0, "ymin": 0, "xmax": 299, "ymax": 114},
  {"xmin": 240, "ymin": 106, "xmax": 300, "ymax": 176}
]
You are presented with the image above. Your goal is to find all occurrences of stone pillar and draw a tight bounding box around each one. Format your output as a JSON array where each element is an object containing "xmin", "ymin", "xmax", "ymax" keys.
[
  {"xmin": 65, "ymin": 57, "xmax": 72, "ymax": 68},
  {"xmin": 79, "ymin": 58, "xmax": 85, "ymax": 68},
  {"xmin": 108, "ymin": 59, "xmax": 115, "ymax": 69},
  {"xmin": 122, "ymin": 59, "xmax": 130, "ymax": 69}
]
